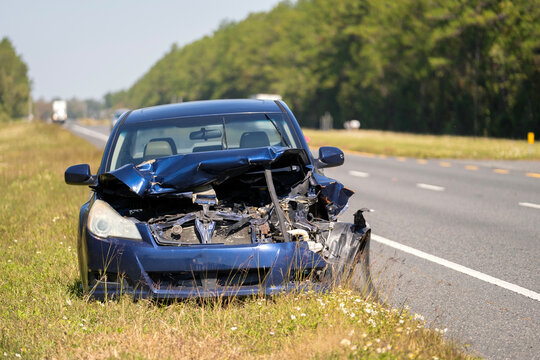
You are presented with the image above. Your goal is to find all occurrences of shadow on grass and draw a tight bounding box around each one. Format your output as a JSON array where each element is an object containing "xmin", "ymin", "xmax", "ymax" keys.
[{"xmin": 67, "ymin": 279, "xmax": 83, "ymax": 298}]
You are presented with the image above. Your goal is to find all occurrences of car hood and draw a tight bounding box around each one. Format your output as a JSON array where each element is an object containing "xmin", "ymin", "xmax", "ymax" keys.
[
  {"xmin": 97, "ymin": 146, "xmax": 352, "ymax": 217},
  {"xmin": 98, "ymin": 146, "xmax": 310, "ymax": 197}
]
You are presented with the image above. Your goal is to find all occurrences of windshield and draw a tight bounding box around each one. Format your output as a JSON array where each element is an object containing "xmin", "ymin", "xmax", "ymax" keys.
[{"xmin": 107, "ymin": 113, "xmax": 300, "ymax": 171}]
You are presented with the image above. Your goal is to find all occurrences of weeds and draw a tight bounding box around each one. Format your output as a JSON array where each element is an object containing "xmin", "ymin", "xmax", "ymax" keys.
[{"xmin": 0, "ymin": 122, "xmax": 479, "ymax": 359}]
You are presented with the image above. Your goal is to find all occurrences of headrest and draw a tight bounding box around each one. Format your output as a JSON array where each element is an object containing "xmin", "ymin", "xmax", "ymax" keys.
[
  {"xmin": 239, "ymin": 131, "xmax": 270, "ymax": 148},
  {"xmin": 143, "ymin": 138, "xmax": 176, "ymax": 160}
]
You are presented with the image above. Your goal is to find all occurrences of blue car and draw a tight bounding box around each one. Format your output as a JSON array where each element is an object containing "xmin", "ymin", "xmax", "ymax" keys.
[{"xmin": 65, "ymin": 99, "xmax": 372, "ymax": 299}]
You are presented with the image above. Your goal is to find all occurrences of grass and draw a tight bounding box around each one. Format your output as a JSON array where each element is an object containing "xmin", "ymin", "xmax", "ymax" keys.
[
  {"xmin": 303, "ymin": 129, "xmax": 540, "ymax": 160},
  {"xmin": 0, "ymin": 121, "xmax": 480, "ymax": 359}
]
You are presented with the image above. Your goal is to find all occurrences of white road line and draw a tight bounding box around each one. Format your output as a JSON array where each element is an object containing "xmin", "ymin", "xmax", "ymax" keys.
[
  {"xmin": 416, "ymin": 183, "xmax": 445, "ymax": 192},
  {"xmin": 349, "ymin": 170, "xmax": 370, "ymax": 178},
  {"xmin": 518, "ymin": 202, "xmax": 540, "ymax": 210},
  {"xmin": 70, "ymin": 124, "xmax": 109, "ymax": 142},
  {"xmin": 371, "ymin": 234, "xmax": 540, "ymax": 302}
]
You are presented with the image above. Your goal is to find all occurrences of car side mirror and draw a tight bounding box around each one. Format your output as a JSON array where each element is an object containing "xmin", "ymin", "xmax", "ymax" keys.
[
  {"xmin": 65, "ymin": 164, "xmax": 96, "ymax": 185},
  {"xmin": 317, "ymin": 146, "xmax": 344, "ymax": 168}
]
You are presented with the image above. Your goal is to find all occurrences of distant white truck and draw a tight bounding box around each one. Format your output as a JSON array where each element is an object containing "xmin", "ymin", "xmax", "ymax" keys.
[{"xmin": 52, "ymin": 100, "xmax": 68, "ymax": 123}]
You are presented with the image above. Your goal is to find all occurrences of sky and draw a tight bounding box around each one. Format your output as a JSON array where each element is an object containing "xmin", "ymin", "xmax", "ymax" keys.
[{"xmin": 0, "ymin": 0, "xmax": 282, "ymax": 101}]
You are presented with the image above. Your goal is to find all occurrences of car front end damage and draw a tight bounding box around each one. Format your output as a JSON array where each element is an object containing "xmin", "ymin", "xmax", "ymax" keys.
[{"xmin": 74, "ymin": 147, "xmax": 372, "ymax": 299}]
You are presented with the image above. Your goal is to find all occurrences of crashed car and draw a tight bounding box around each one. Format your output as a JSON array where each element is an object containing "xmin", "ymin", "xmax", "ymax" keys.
[{"xmin": 65, "ymin": 99, "xmax": 373, "ymax": 299}]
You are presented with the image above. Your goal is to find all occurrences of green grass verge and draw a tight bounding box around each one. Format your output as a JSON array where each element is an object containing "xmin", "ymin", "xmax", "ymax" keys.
[
  {"xmin": 0, "ymin": 122, "xmax": 480, "ymax": 359},
  {"xmin": 303, "ymin": 129, "xmax": 540, "ymax": 160}
]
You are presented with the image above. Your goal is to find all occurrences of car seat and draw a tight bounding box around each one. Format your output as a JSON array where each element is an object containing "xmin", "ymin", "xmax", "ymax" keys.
[
  {"xmin": 143, "ymin": 137, "xmax": 177, "ymax": 161},
  {"xmin": 239, "ymin": 131, "xmax": 270, "ymax": 148}
]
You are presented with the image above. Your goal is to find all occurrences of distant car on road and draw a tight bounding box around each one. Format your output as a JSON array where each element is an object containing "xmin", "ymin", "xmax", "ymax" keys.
[
  {"xmin": 65, "ymin": 99, "xmax": 373, "ymax": 299},
  {"xmin": 110, "ymin": 108, "xmax": 130, "ymax": 130}
]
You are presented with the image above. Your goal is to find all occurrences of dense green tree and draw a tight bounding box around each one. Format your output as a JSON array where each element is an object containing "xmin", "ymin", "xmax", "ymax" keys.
[
  {"xmin": 0, "ymin": 37, "xmax": 31, "ymax": 122},
  {"xmin": 107, "ymin": 0, "xmax": 539, "ymax": 138}
]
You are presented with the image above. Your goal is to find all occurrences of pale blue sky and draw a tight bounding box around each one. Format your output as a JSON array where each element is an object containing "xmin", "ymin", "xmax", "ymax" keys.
[{"xmin": 0, "ymin": 0, "xmax": 283, "ymax": 100}]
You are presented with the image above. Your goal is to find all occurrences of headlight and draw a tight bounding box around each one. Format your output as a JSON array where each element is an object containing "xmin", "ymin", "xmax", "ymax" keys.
[{"xmin": 87, "ymin": 200, "xmax": 142, "ymax": 241}]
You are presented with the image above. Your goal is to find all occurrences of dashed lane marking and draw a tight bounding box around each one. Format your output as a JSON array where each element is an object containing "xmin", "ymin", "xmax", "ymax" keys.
[
  {"xmin": 371, "ymin": 234, "xmax": 540, "ymax": 302},
  {"xmin": 519, "ymin": 202, "xmax": 540, "ymax": 210},
  {"xmin": 416, "ymin": 183, "xmax": 445, "ymax": 192},
  {"xmin": 70, "ymin": 124, "xmax": 109, "ymax": 142},
  {"xmin": 397, "ymin": 157, "xmax": 407, "ymax": 162},
  {"xmin": 439, "ymin": 161, "xmax": 452, "ymax": 167},
  {"xmin": 465, "ymin": 165, "xmax": 478, "ymax": 170},
  {"xmin": 416, "ymin": 159, "xmax": 427, "ymax": 164},
  {"xmin": 526, "ymin": 172, "xmax": 540, "ymax": 179},
  {"xmin": 493, "ymin": 169, "xmax": 509, "ymax": 174},
  {"xmin": 349, "ymin": 170, "xmax": 370, "ymax": 178}
]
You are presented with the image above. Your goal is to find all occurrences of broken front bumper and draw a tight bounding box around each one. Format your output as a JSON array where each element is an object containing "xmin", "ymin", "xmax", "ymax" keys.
[{"xmin": 80, "ymin": 223, "xmax": 339, "ymax": 299}]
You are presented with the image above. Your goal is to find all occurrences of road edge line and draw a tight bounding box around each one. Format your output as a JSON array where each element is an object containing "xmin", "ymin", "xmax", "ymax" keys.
[
  {"xmin": 371, "ymin": 234, "xmax": 540, "ymax": 302},
  {"xmin": 69, "ymin": 124, "xmax": 109, "ymax": 142}
]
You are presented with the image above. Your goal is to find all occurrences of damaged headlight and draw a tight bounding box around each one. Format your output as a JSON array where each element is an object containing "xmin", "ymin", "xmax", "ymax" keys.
[{"xmin": 87, "ymin": 200, "xmax": 142, "ymax": 241}]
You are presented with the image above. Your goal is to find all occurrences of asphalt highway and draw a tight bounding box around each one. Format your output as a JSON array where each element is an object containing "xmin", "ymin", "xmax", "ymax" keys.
[{"xmin": 65, "ymin": 121, "xmax": 540, "ymax": 359}]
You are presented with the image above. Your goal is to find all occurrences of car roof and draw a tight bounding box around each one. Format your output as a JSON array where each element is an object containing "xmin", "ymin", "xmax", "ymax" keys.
[{"xmin": 123, "ymin": 99, "xmax": 283, "ymax": 124}]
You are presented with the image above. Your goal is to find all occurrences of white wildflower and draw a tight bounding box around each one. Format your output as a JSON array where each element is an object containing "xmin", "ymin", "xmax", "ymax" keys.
[
  {"xmin": 230, "ymin": 326, "xmax": 237, "ymax": 331},
  {"xmin": 339, "ymin": 339, "xmax": 351, "ymax": 347},
  {"xmin": 300, "ymin": 313, "xmax": 306, "ymax": 317},
  {"xmin": 290, "ymin": 314, "xmax": 296, "ymax": 320},
  {"xmin": 66, "ymin": 298, "xmax": 72, "ymax": 306}
]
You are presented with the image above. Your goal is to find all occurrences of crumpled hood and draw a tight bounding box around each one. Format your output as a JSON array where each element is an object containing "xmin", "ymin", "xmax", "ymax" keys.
[{"xmin": 97, "ymin": 146, "xmax": 311, "ymax": 197}]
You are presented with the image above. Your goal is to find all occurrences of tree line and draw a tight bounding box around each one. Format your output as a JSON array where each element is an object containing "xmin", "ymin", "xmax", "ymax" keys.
[
  {"xmin": 0, "ymin": 37, "xmax": 30, "ymax": 122},
  {"xmin": 107, "ymin": 0, "xmax": 539, "ymax": 138}
]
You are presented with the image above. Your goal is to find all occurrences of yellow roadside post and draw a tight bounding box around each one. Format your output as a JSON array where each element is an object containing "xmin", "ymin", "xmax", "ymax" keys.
[{"xmin": 528, "ymin": 132, "xmax": 534, "ymax": 156}]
